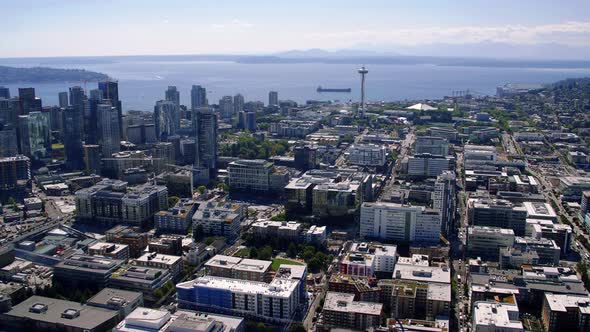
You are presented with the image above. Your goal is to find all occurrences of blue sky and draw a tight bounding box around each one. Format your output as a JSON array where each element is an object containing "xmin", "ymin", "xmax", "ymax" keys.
[{"xmin": 1, "ymin": 0, "xmax": 589, "ymax": 57}]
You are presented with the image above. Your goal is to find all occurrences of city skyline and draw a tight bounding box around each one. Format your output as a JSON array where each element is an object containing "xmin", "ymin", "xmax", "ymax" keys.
[{"xmin": 1, "ymin": 0, "xmax": 590, "ymax": 58}]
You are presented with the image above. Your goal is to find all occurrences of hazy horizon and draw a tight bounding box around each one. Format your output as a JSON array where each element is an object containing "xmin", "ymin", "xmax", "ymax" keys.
[{"xmin": 2, "ymin": 0, "xmax": 590, "ymax": 59}]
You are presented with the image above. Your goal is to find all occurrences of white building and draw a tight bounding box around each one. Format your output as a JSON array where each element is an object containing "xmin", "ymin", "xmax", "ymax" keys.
[
  {"xmin": 114, "ymin": 307, "xmax": 244, "ymax": 332},
  {"xmin": 406, "ymin": 154, "xmax": 453, "ymax": 177},
  {"xmin": 347, "ymin": 144, "xmax": 387, "ymax": 167},
  {"xmin": 305, "ymin": 225, "xmax": 327, "ymax": 244},
  {"xmin": 472, "ymin": 302, "xmax": 523, "ymax": 332},
  {"xmin": 467, "ymin": 226, "xmax": 516, "ymax": 260},
  {"xmin": 360, "ymin": 202, "xmax": 441, "ymax": 243},
  {"xmin": 339, "ymin": 242, "xmax": 397, "ymax": 277}
]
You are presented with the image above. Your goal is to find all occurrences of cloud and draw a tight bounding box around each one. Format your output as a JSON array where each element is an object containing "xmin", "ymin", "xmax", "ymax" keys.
[
  {"xmin": 211, "ymin": 19, "xmax": 254, "ymax": 30},
  {"xmin": 305, "ymin": 21, "xmax": 590, "ymax": 47}
]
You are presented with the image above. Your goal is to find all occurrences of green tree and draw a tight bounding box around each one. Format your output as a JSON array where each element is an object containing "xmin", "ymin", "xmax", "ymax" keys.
[
  {"xmin": 270, "ymin": 212, "xmax": 287, "ymax": 221},
  {"xmin": 217, "ymin": 183, "xmax": 229, "ymax": 192},
  {"xmin": 193, "ymin": 224, "xmax": 204, "ymax": 240},
  {"xmin": 289, "ymin": 323, "xmax": 306, "ymax": 332},
  {"xmin": 197, "ymin": 185, "xmax": 207, "ymax": 194},
  {"xmin": 249, "ymin": 247, "xmax": 259, "ymax": 259},
  {"xmin": 168, "ymin": 196, "xmax": 180, "ymax": 208},
  {"xmin": 258, "ymin": 245, "xmax": 273, "ymax": 260},
  {"xmin": 287, "ymin": 243, "xmax": 298, "ymax": 258}
]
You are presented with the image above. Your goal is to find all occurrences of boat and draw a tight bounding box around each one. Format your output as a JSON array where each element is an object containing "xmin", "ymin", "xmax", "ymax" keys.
[{"xmin": 317, "ymin": 86, "xmax": 351, "ymax": 93}]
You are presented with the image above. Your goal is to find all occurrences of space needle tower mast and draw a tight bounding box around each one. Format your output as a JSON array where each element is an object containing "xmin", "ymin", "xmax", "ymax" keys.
[{"xmin": 358, "ymin": 66, "xmax": 368, "ymax": 118}]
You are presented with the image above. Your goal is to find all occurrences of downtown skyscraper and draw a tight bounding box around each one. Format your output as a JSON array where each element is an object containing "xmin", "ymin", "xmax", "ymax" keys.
[
  {"xmin": 190, "ymin": 85, "xmax": 207, "ymax": 110},
  {"xmin": 98, "ymin": 104, "xmax": 121, "ymax": 158},
  {"xmin": 62, "ymin": 106, "xmax": 84, "ymax": 170},
  {"xmin": 193, "ymin": 107, "xmax": 218, "ymax": 176}
]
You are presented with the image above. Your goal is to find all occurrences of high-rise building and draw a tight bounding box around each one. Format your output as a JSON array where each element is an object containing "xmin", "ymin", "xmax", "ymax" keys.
[
  {"xmin": 98, "ymin": 81, "xmax": 119, "ymax": 104},
  {"xmin": 154, "ymin": 100, "xmax": 179, "ymax": 141},
  {"xmin": 218, "ymin": 96, "xmax": 233, "ymax": 118},
  {"xmin": 245, "ymin": 111, "xmax": 256, "ymax": 132},
  {"xmin": 294, "ymin": 145, "xmax": 318, "ymax": 171},
  {"xmin": 18, "ymin": 87, "xmax": 42, "ymax": 114},
  {"xmin": 190, "ymin": 85, "xmax": 207, "ymax": 110},
  {"xmin": 360, "ymin": 202, "xmax": 441, "ymax": 243},
  {"xmin": 0, "ymin": 98, "xmax": 19, "ymax": 127},
  {"xmin": 98, "ymin": 104, "xmax": 121, "ymax": 158},
  {"xmin": 84, "ymin": 144, "xmax": 101, "ymax": 174},
  {"xmin": 27, "ymin": 111, "xmax": 51, "ymax": 160},
  {"xmin": 0, "ymin": 155, "xmax": 31, "ymax": 191},
  {"xmin": 84, "ymin": 91, "xmax": 101, "ymax": 144},
  {"xmin": 268, "ymin": 91, "xmax": 278, "ymax": 106},
  {"xmin": 47, "ymin": 106, "xmax": 63, "ymax": 133},
  {"xmin": 69, "ymin": 86, "xmax": 85, "ymax": 109},
  {"xmin": 165, "ymin": 86, "xmax": 180, "ymax": 107},
  {"xmin": 98, "ymin": 81, "xmax": 123, "ymax": 139},
  {"xmin": 58, "ymin": 91, "xmax": 68, "ymax": 108},
  {"xmin": 468, "ymin": 199, "xmax": 528, "ymax": 236},
  {"xmin": 237, "ymin": 111, "xmax": 256, "ymax": 131},
  {"xmin": 433, "ymin": 171, "xmax": 456, "ymax": 235},
  {"xmin": 0, "ymin": 123, "xmax": 18, "ymax": 157},
  {"xmin": 0, "ymin": 86, "xmax": 9, "ymax": 99},
  {"xmin": 63, "ymin": 106, "xmax": 85, "ymax": 170},
  {"xmin": 17, "ymin": 115, "xmax": 31, "ymax": 157},
  {"xmin": 233, "ymin": 94, "xmax": 244, "ymax": 114},
  {"xmin": 193, "ymin": 107, "xmax": 218, "ymax": 172}
]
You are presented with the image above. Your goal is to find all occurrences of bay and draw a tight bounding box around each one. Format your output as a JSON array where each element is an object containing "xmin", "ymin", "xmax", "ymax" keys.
[{"xmin": 0, "ymin": 57, "xmax": 589, "ymax": 112}]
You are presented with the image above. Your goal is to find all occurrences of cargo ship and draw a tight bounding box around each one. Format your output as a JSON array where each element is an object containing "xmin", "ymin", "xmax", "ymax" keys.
[{"xmin": 317, "ymin": 86, "xmax": 351, "ymax": 93}]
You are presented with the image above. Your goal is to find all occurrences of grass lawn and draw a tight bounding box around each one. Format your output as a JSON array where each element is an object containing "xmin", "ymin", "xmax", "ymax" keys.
[
  {"xmin": 233, "ymin": 247, "xmax": 250, "ymax": 258},
  {"xmin": 271, "ymin": 258, "xmax": 303, "ymax": 271}
]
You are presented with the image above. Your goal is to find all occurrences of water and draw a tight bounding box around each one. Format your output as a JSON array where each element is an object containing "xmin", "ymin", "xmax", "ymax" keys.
[{"xmin": 1, "ymin": 57, "xmax": 590, "ymax": 112}]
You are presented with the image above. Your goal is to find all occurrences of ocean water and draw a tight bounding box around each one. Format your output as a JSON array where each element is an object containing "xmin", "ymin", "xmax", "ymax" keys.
[{"xmin": 1, "ymin": 57, "xmax": 590, "ymax": 112}]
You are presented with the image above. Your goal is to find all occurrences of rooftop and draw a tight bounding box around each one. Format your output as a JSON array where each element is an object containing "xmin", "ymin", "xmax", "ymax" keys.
[
  {"xmin": 544, "ymin": 294, "xmax": 590, "ymax": 314},
  {"xmin": 136, "ymin": 252, "xmax": 181, "ymax": 266},
  {"xmin": 473, "ymin": 302, "xmax": 523, "ymax": 329},
  {"xmin": 323, "ymin": 292, "xmax": 382, "ymax": 315},
  {"xmin": 87, "ymin": 288, "xmax": 142, "ymax": 308},
  {"xmin": 4, "ymin": 296, "xmax": 118, "ymax": 330},
  {"xmin": 393, "ymin": 264, "xmax": 451, "ymax": 284},
  {"xmin": 177, "ymin": 276, "xmax": 298, "ymax": 298}
]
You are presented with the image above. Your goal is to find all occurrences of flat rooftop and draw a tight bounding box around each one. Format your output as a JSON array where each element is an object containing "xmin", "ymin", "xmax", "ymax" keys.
[
  {"xmin": 473, "ymin": 302, "xmax": 523, "ymax": 329},
  {"xmin": 544, "ymin": 294, "xmax": 590, "ymax": 314},
  {"xmin": 177, "ymin": 276, "xmax": 298, "ymax": 298},
  {"xmin": 204, "ymin": 255, "xmax": 272, "ymax": 273},
  {"xmin": 323, "ymin": 292, "xmax": 382, "ymax": 316},
  {"xmin": 136, "ymin": 252, "xmax": 181, "ymax": 266},
  {"xmin": 4, "ymin": 296, "xmax": 118, "ymax": 330},
  {"xmin": 393, "ymin": 264, "xmax": 451, "ymax": 284},
  {"xmin": 87, "ymin": 287, "xmax": 142, "ymax": 307}
]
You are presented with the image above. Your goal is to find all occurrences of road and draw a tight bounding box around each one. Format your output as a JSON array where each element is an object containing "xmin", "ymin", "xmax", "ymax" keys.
[{"xmin": 379, "ymin": 130, "xmax": 415, "ymax": 200}]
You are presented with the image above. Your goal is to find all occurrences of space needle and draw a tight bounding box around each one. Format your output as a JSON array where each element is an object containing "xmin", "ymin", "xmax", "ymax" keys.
[{"xmin": 358, "ymin": 66, "xmax": 368, "ymax": 118}]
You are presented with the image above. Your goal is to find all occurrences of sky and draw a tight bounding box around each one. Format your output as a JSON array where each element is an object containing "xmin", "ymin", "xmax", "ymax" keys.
[{"xmin": 1, "ymin": 0, "xmax": 590, "ymax": 58}]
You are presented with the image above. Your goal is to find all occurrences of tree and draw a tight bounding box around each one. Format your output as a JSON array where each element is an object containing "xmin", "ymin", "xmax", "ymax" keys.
[
  {"xmin": 197, "ymin": 185, "xmax": 207, "ymax": 194},
  {"xmin": 270, "ymin": 212, "xmax": 287, "ymax": 221},
  {"xmin": 193, "ymin": 224, "xmax": 204, "ymax": 240},
  {"xmin": 217, "ymin": 183, "xmax": 229, "ymax": 192},
  {"xmin": 8, "ymin": 197, "xmax": 15, "ymax": 209},
  {"xmin": 289, "ymin": 323, "xmax": 306, "ymax": 332},
  {"xmin": 168, "ymin": 196, "xmax": 180, "ymax": 208},
  {"xmin": 258, "ymin": 245, "xmax": 273, "ymax": 260},
  {"xmin": 249, "ymin": 247, "xmax": 259, "ymax": 259},
  {"xmin": 287, "ymin": 243, "xmax": 298, "ymax": 258}
]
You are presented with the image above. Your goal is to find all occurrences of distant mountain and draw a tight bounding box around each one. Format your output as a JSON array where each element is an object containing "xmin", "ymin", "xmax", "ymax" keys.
[
  {"xmin": 0, "ymin": 65, "xmax": 109, "ymax": 83},
  {"xmin": 275, "ymin": 48, "xmax": 398, "ymax": 58},
  {"xmin": 351, "ymin": 41, "xmax": 590, "ymax": 60}
]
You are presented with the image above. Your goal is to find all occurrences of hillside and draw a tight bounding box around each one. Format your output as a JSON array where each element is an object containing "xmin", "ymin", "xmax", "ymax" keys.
[{"xmin": 0, "ymin": 65, "xmax": 109, "ymax": 83}]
